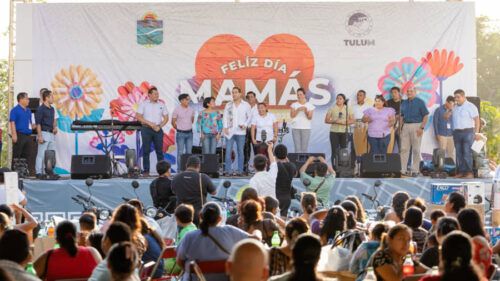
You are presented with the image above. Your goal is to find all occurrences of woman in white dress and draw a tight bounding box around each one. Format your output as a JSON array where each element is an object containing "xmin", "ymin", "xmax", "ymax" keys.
[{"xmin": 251, "ymin": 103, "xmax": 278, "ymax": 156}]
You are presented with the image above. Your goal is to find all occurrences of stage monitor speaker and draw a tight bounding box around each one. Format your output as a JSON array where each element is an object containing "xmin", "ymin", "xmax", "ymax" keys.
[
  {"xmin": 288, "ymin": 153, "xmax": 326, "ymax": 177},
  {"xmin": 360, "ymin": 153, "xmax": 401, "ymax": 178},
  {"xmin": 191, "ymin": 146, "xmax": 225, "ymax": 164},
  {"xmin": 179, "ymin": 154, "xmax": 219, "ymax": 177},
  {"xmin": 71, "ymin": 155, "xmax": 111, "ymax": 179}
]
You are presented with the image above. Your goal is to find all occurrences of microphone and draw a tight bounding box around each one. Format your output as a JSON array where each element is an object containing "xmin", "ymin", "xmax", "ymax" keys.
[
  {"xmin": 223, "ymin": 180, "xmax": 231, "ymax": 189},
  {"xmin": 261, "ymin": 130, "xmax": 267, "ymax": 143},
  {"xmin": 282, "ymin": 119, "xmax": 287, "ymax": 130},
  {"xmin": 131, "ymin": 180, "xmax": 139, "ymax": 189},
  {"xmin": 339, "ymin": 112, "xmax": 343, "ymax": 119},
  {"xmin": 374, "ymin": 180, "xmax": 382, "ymax": 187}
]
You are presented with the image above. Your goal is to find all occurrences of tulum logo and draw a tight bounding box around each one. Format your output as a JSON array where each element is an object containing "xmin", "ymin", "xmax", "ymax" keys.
[{"xmin": 345, "ymin": 11, "xmax": 373, "ymax": 37}]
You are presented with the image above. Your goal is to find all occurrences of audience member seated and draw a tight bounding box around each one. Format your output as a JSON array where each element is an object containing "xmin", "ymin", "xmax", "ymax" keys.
[
  {"xmin": 341, "ymin": 200, "xmax": 365, "ymax": 231},
  {"xmin": 350, "ymin": 223, "xmax": 389, "ymax": 281},
  {"xmin": 176, "ymin": 202, "xmax": 249, "ymax": 281},
  {"xmin": 0, "ymin": 229, "xmax": 40, "ymax": 281},
  {"xmin": 299, "ymin": 192, "xmax": 317, "ymax": 224},
  {"xmin": 420, "ymin": 217, "xmax": 460, "ymax": 268},
  {"xmin": 87, "ymin": 232, "xmax": 105, "ymax": 258},
  {"xmin": 405, "ymin": 197, "xmax": 432, "ymax": 230},
  {"xmin": 317, "ymin": 206, "xmax": 346, "ymax": 245},
  {"xmin": 428, "ymin": 210, "xmax": 446, "ymax": 233},
  {"xmin": 0, "ymin": 204, "xmax": 38, "ymax": 243},
  {"xmin": 403, "ymin": 207, "xmax": 428, "ymax": 253},
  {"xmin": 226, "ymin": 188, "xmax": 276, "ymax": 228},
  {"xmin": 89, "ymin": 221, "xmax": 132, "ymax": 281},
  {"xmin": 269, "ymin": 234, "xmax": 323, "ymax": 281},
  {"xmin": 368, "ymin": 224, "xmax": 428, "ymax": 281},
  {"xmin": 0, "ymin": 212, "xmax": 10, "ymax": 237},
  {"xmin": 238, "ymin": 199, "xmax": 281, "ymax": 246},
  {"xmin": 420, "ymin": 234, "xmax": 438, "ymax": 268},
  {"xmin": 269, "ymin": 218, "xmax": 309, "ymax": 277},
  {"xmin": 345, "ymin": 195, "xmax": 367, "ymax": 224},
  {"xmin": 444, "ymin": 192, "xmax": 466, "ymax": 217},
  {"xmin": 419, "ymin": 231, "xmax": 485, "ymax": 281},
  {"xmin": 107, "ymin": 242, "xmax": 140, "ymax": 281},
  {"xmin": 34, "ymin": 220, "xmax": 101, "ymax": 281},
  {"xmin": 299, "ymin": 156, "xmax": 335, "ymax": 207},
  {"xmin": 139, "ymin": 218, "xmax": 165, "ymax": 278},
  {"xmin": 150, "ymin": 160, "xmax": 176, "ymax": 214},
  {"xmin": 78, "ymin": 212, "xmax": 97, "ymax": 246},
  {"xmin": 226, "ymin": 239, "xmax": 269, "ymax": 281},
  {"xmin": 264, "ymin": 196, "xmax": 280, "ymax": 217},
  {"xmin": 109, "ymin": 204, "xmax": 146, "ymax": 258},
  {"xmin": 383, "ymin": 191, "xmax": 410, "ymax": 223},
  {"xmin": 128, "ymin": 199, "xmax": 162, "ymax": 236},
  {"xmin": 165, "ymin": 204, "xmax": 197, "ymax": 274}
]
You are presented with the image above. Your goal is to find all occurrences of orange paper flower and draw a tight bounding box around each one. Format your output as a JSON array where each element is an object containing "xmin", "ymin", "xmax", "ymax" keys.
[{"xmin": 422, "ymin": 49, "xmax": 463, "ymax": 80}]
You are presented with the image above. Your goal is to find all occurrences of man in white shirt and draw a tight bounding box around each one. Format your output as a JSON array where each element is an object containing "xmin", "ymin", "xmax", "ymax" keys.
[
  {"xmin": 223, "ymin": 87, "xmax": 251, "ymax": 176},
  {"xmin": 249, "ymin": 143, "xmax": 277, "ymax": 199},
  {"xmin": 244, "ymin": 91, "xmax": 258, "ymax": 174},
  {"xmin": 136, "ymin": 87, "xmax": 169, "ymax": 176}
]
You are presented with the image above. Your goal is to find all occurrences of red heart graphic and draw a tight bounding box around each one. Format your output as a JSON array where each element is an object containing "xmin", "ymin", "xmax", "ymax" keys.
[{"xmin": 195, "ymin": 34, "xmax": 315, "ymax": 105}]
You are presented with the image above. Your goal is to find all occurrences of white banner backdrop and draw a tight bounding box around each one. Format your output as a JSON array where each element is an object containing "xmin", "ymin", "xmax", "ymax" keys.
[{"xmin": 28, "ymin": 2, "xmax": 476, "ymax": 173}]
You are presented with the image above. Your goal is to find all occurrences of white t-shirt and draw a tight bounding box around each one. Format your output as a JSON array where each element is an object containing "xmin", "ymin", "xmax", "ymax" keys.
[
  {"xmin": 247, "ymin": 105, "xmax": 259, "ymax": 127},
  {"xmin": 352, "ymin": 103, "xmax": 372, "ymax": 120},
  {"xmin": 252, "ymin": 113, "xmax": 276, "ymax": 142},
  {"xmin": 137, "ymin": 100, "xmax": 169, "ymax": 126},
  {"xmin": 249, "ymin": 162, "xmax": 278, "ymax": 199},
  {"xmin": 290, "ymin": 102, "xmax": 315, "ymax": 129}
]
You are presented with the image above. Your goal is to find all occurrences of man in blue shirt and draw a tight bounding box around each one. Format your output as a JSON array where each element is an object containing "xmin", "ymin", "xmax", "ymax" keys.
[
  {"xmin": 452, "ymin": 89, "xmax": 480, "ymax": 179},
  {"xmin": 433, "ymin": 96, "xmax": 455, "ymax": 160},
  {"xmin": 9, "ymin": 92, "xmax": 33, "ymax": 163},
  {"xmin": 400, "ymin": 87, "xmax": 429, "ymax": 176},
  {"xmin": 35, "ymin": 90, "xmax": 57, "ymax": 178}
]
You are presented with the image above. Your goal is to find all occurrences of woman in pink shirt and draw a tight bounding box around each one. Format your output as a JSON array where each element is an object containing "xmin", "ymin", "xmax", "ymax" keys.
[{"xmin": 362, "ymin": 95, "xmax": 395, "ymax": 154}]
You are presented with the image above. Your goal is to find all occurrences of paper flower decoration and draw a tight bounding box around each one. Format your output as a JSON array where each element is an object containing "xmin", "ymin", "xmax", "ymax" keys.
[
  {"xmin": 378, "ymin": 57, "xmax": 438, "ymax": 107},
  {"xmin": 422, "ymin": 49, "xmax": 463, "ymax": 104},
  {"xmin": 51, "ymin": 65, "xmax": 103, "ymax": 119},
  {"xmin": 110, "ymin": 81, "xmax": 151, "ymax": 122}
]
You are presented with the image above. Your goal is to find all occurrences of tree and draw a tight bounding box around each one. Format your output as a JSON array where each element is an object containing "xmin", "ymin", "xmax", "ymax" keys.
[
  {"xmin": 477, "ymin": 16, "xmax": 500, "ymax": 106},
  {"xmin": 0, "ymin": 60, "xmax": 8, "ymax": 167}
]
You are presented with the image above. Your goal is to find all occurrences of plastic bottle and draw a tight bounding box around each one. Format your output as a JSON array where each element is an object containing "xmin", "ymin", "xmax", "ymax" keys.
[
  {"xmin": 402, "ymin": 254, "xmax": 414, "ymax": 277},
  {"xmin": 47, "ymin": 225, "xmax": 55, "ymax": 238},
  {"xmin": 271, "ymin": 231, "xmax": 281, "ymax": 247},
  {"xmin": 25, "ymin": 263, "xmax": 36, "ymax": 276},
  {"xmin": 363, "ymin": 266, "xmax": 377, "ymax": 281}
]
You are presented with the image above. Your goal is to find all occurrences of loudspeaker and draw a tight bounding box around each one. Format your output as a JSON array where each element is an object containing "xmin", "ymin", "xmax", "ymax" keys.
[
  {"xmin": 179, "ymin": 154, "xmax": 219, "ymax": 177},
  {"xmin": 360, "ymin": 153, "xmax": 402, "ymax": 178},
  {"xmin": 288, "ymin": 153, "xmax": 326, "ymax": 177},
  {"xmin": 71, "ymin": 155, "xmax": 111, "ymax": 179},
  {"xmin": 191, "ymin": 146, "xmax": 225, "ymax": 164}
]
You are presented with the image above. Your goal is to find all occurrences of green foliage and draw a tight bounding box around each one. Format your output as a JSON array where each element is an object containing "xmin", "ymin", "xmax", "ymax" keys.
[
  {"xmin": 477, "ymin": 16, "xmax": 500, "ymax": 106},
  {"xmin": 481, "ymin": 101, "xmax": 500, "ymax": 162}
]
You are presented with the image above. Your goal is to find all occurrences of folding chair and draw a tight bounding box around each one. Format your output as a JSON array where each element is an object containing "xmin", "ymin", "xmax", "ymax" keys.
[
  {"xmin": 140, "ymin": 261, "xmax": 156, "ymax": 281},
  {"xmin": 147, "ymin": 246, "xmax": 179, "ymax": 281}
]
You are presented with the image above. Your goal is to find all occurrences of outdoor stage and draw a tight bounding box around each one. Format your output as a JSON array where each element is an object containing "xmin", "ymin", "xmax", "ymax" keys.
[{"xmin": 23, "ymin": 176, "xmax": 494, "ymax": 222}]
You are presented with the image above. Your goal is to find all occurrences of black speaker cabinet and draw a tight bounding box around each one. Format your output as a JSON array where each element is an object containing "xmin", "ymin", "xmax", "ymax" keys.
[
  {"xmin": 179, "ymin": 154, "xmax": 219, "ymax": 177},
  {"xmin": 360, "ymin": 153, "xmax": 402, "ymax": 178},
  {"xmin": 71, "ymin": 155, "xmax": 111, "ymax": 179},
  {"xmin": 288, "ymin": 153, "xmax": 326, "ymax": 177}
]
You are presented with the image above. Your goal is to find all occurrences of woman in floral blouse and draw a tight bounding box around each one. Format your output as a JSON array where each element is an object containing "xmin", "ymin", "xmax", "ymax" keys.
[{"xmin": 196, "ymin": 97, "xmax": 222, "ymax": 154}]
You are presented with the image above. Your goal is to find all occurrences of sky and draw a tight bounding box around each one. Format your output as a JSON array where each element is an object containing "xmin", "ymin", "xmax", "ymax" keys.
[{"xmin": 0, "ymin": 0, "xmax": 499, "ymax": 60}]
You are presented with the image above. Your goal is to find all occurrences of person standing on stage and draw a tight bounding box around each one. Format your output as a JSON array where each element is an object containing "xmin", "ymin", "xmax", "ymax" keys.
[
  {"xmin": 35, "ymin": 90, "xmax": 57, "ymax": 178},
  {"xmin": 251, "ymin": 103, "xmax": 278, "ymax": 156},
  {"xmin": 386, "ymin": 86, "xmax": 402, "ymax": 151},
  {"xmin": 362, "ymin": 95, "xmax": 396, "ymax": 154},
  {"xmin": 244, "ymin": 91, "xmax": 258, "ymax": 173},
  {"xmin": 290, "ymin": 88, "xmax": 315, "ymax": 153},
  {"xmin": 223, "ymin": 87, "xmax": 251, "ymax": 176},
  {"xmin": 136, "ymin": 87, "xmax": 169, "ymax": 176},
  {"xmin": 196, "ymin": 97, "xmax": 222, "ymax": 154},
  {"xmin": 400, "ymin": 86, "xmax": 429, "ymax": 177},
  {"xmin": 172, "ymin": 94, "xmax": 195, "ymax": 163},
  {"xmin": 452, "ymin": 89, "xmax": 480, "ymax": 179},
  {"xmin": 324, "ymin": 93, "xmax": 354, "ymax": 170},
  {"xmin": 433, "ymin": 95, "xmax": 456, "ymax": 160},
  {"xmin": 9, "ymin": 92, "xmax": 33, "ymax": 163},
  {"xmin": 351, "ymin": 90, "xmax": 371, "ymax": 166}
]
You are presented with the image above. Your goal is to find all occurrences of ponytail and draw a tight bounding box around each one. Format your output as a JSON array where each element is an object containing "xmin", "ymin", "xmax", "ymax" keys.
[
  {"xmin": 378, "ymin": 224, "xmax": 410, "ymax": 251},
  {"xmin": 199, "ymin": 203, "xmax": 221, "ymax": 236},
  {"xmin": 56, "ymin": 220, "xmax": 78, "ymax": 257},
  {"xmin": 301, "ymin": 192, "xmax": 317, "ymax": 215}
]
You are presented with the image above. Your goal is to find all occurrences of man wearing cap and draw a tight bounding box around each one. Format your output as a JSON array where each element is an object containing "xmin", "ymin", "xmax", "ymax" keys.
[{"xmin": 171, "ymin": 156, "xmax": 217, "ymax": 225}]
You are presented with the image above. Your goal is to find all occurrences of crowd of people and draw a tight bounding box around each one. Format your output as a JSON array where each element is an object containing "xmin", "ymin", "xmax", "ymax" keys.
[{"xmin": 0, "ymin": 141, "xmax": 498, "ymax": 281}]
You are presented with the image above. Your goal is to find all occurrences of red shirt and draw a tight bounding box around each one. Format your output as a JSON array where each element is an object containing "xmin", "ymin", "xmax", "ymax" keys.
[{"xmin": 45, "ymin": 246, "xmax": 98, "ymax": 281}]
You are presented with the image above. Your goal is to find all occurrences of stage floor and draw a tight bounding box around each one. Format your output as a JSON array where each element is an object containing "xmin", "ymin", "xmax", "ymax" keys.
[{"xmin": 23, "ymin": 176, "xmax": 494, "ymax": 222}]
